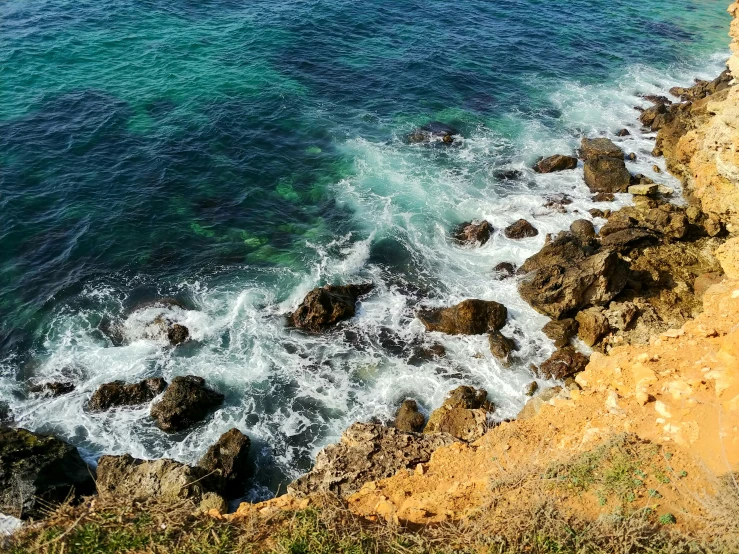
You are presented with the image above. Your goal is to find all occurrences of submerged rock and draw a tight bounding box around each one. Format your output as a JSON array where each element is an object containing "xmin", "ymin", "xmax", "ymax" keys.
[
  {"xmin": 493, "ymin": 262, "xmax": 516, "ymax": 279},
  {"xmin": 28, "ymin": 382, "xmax": 75, "ymax": 398},
  {"xmin": 88, "ymin": 378, "xmax": 167, "ymax": 412},
  {"xmin": 288, "ymin": 284, "xmax": 374, "ymax": 332},
  {"xmin": 504, "ymin": 219, "xmax": 539, "ymax": 239},
  {"xmin": 539, "ymin": 347, "xmax": 589, "ymax": 381},
  {"xmin": 150, "ymin": 376, "xmax": 224, "ymax": 433},
  {"xmin": 198, "ymin": 428, "xmax": 251, "ymax": 487},
  {"xmin": 417, "ymin": 299, "xmax": 507, "ymax": 335},
  {"xmin": 452, "ymin": 221, "xmax": 493, "ymax": 246},
  {"xmin": 394, "ymin": 399, "xmax": 426, "ymax": 433},
  {"xmin": 288, "ymin": 422, "xmax": 456, "ymax": 498},
  {"xmin": 533, "ymin": 154, "xmax": 578, "ymax": 173},
  {"xmin": 96, "ymin": 454, "xmax": 223, "ymax": 506},
  {"xmin": 0, "ymin": 428, "xmax": 95, "ymax": 519},
  {"xmin": 406, "ymin": 122, "xmax": 460, "ymax": 145},
  {"xmin": 424, "ymin": 386, "xmax": 492, "ymax": 442}
]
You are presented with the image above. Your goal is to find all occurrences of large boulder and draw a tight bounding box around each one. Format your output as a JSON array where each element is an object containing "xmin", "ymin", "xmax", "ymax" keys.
[
  {"xmin": 533, "ymin": 155, "xmax": 578, "ymax": 173},
  {"xmin": 539, "ymin": 347, "xmax": 589, "ymax": 381},
  {"xmin": 579, "ymin": 137, "xmax": 624, "ymax": 160},
  {"xmin": 424, "ymin": 386, "xmax": 493, "ymax": 442},
  {"xmin": 288, "ymin": 284, "xmax": 374, "ymax": 332},
  {"xmin": 0, "ymin": 428, "xmax": 95, "ymax": 519},
  {"xmin": 150, "ymin": 376, "xmax": 224, "ymax": 433},
  {"xmin": 518, "ymin": 246, "xmax": 629, "ymax": 319},
  {"xmin": 88, "ymin": 378, "xmax": 167, "ymax": 412},
  {"xmin": 452, "ymin": 221, "xmax": 493, "ymax": 246},
  {"xmin": 406, "ymin": 122, "xmax": 460, "ymax": 145},
  {"xmin": 417, "ymin": 299, "xmax": 507, "ymax": 335},
  {"xmin": 583, "ymin": 156, "xmax": 631, "ymax": 193},
  {"xmin": 198, "ymin": 428, "xmax": 251, "ymax": 487},
  {"xmin": 394, "ymin": 400, "xmax": 426, "ymax": 433},
  {"xmin": 96, "ymin": 454, "xmax": 223, "ymax": 505},
  {"xmin": 504, "ymin": 219, "xmax": 539, "ymax": 239},
  {"xmin": 288, "ymin": 423, "xmax": 457, "ymax": 498}
]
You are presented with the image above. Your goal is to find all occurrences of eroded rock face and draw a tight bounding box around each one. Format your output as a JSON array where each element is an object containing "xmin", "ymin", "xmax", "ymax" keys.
[
  {"xmin": 288, "ymin": 284, "xmax": 374, "ymax": 332},
  {"xmin": 0, "ymin": 428, "xmax": 95, "ymax": 519},
  {"xmin": 539, "ymin": 347, "xmax": 589, "ymax": 381},
  {"xmin": 288, "ymin": 423, "xmax": 457, "ymax": 498},
  {"xmin": 150, "ymin": 376, "xmax": 224, "ymax": 433},
  {"xmin": 583, "ymin": 156, "xmax": 631, "ymax": 193},
  {"xmin": 452, "ymin": 221, "xmax": 493, "ymax": 246},
  {"xmin": 394, "ymin": 400, "xmax": 426, "ymax": 433},
  {"xmin": 424, "ymin": 386, "xmax": 492, "ymax": 442},
  {"xmin": 504, "ymin": 219, "xmax": 539, "ymax": 239},
  {"xmin": 533, "ymin": 155, "xmax": 578, "ymax": 173},
  {"xmin": 198, "ymin": 428, "xmax": 251, "ymax": 487},
  {"xmin": 96, "ymin": 454, "xmax": 223, "ymax": 505},
  {"xmin": 417, "ymin": 299, "xmax": 507, "ymax": 335},
  {"xmin": 88, "ymin": 378, "xmax": 167, "ymax": 412}
]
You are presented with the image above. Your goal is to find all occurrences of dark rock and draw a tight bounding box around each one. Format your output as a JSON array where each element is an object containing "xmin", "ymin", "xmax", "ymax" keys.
[
  {"xmin": 28, "ymin": 382, "xmax": 75, "ymax": 398},
  {"xmin": 97, "ymin": 454, "xmax": 224, "ymax": 505},
  {"xmin": 533, "ymin": 155, "xmax": 578, "ymax": 173},
  {"xmin": 288, "ymin": 423, "xmax": 457, "ymax": 498},
  {"xmin": 626, "ymin": 152, "xmax": 637, "ymax": 162},
  {"xmin": 288, "ymin": 284, "xmax": 374, "ymax": 332},
  {"xmin": 641, "ymin": 94, "xmax": 672, "ymax": 106},
  {"xmin": 583, "ymin": 156, "xmax": 632, "ymax": 193},
  {"xmin": 198, "ymin": 428, "xmax": 251, "ymax": 487},
  {"xmin": 539, "ymin": 347, "xmax": 589, "ymax": 381},
  {"xmin": 452, "ymin": 221, "xmax": 493, "ymax": 246},
  {"xmin": 488, "ymin": 330, "xmax": 517, "ymax": 365},
  {"xmin": 150, "ymin": 376, "xmax": 224, "ymax": 433},
  {"xmin": 616, "ymin": 128, "xmax": 631, "ymax": 137},
  {"xmin": 394, "ymin": 400, "xmax": 426, "ymax": 433},
  {"xmin": 168, "ymin": 324, "xmax": 189, "ymax": 346},
  {"xmin": 542, "ymin": 318, "xmax": 579, "ymax": 348},
  {"xmin": 569, "ymin": 219, "xmax": 596, "ymax": 244},
  {"xmin": 424, "ymin": 386, "xmax": 492, "ymax": 442},
  {"xmin": 592, "ymin": 192, "xmax": 615, "ymax": 202},
  {"xmin": 580, "ymin": 138, "xmax": 624, "ymax": 160},
  {"xmin": 406, "ymin": 122, "xmax": 460, "ymax": 145},
  {"xmin": 88, "ymin": 378, "xmax": 167, "ymax": 412},
  {"xmin": 589, "ymin": 208, "xmax": 606, "ymax": 218},
  {"xmin": 504, "ymin": 219, "xmax": 539, "ymax": 239},
  {"xmin": 417, "ymin": 299, "xmax": 507, "ymax": 335},
  {"xmin": 525, "ymin": 381, "xmax": 539, "ymax": 396},
  {"xmin": 575, "ymin": 307, "xmax": 611, "ymax": 347},
  {"xmin": 0, "ymin": 428, "xmax": 95, "ymax": 519},
  {"xmin": 494, "ymin": 169, "xmax": 524, "ymax": 181},
  {"xmin": 408, "ymin": 342, "xmax": 446, "ymax": 365},
  {"xmin": 493, "ymin": 262, "xmax": 516, "ymax": 279}
]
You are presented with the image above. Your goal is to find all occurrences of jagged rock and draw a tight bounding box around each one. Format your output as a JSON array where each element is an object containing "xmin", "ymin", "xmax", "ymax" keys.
[
  {"xmin": 525, "ymin": 381, "xmax": 539, "ymax": 396},
  {"xmin": 533, "ymin": 155, "xmax": 578, "ymax": 173},
  {"xmin": 539, "ymin": 347, "xmax": 589, "ymax": 381},
  {"xmin": 569, "ymin": 219, "xmax": 596, "ymax": 244},
  {"xmin": 424, "ymin": 386, "xmax": 492, "ymax": 442},
  {"xmin": 453, "ymin": 221, "xmax": 493, "ymax": 246},
  {"xmin": 417, "ymin": 299, "xmax": 507, "ymax": 335},
  {"xmin": 504, "ymin": 219, "xmax": 539, "ymax": 239},
  {"xmin": 599, "ymin": 203, "xmax": 689, "ymax": 244},
  {"xmin": 406, "ymin": 122, "xmax": 460, "ymax": 145},
  {"xmin": 0, "ymin": 428, "xmax": 95, "ymax": 519},
  {"xmin": 488, "ymin": 330, "xmax": 517, "ymax": 365},
  {"xmin": 542, "ymin": 318, "xmax": 579, "ymax": 348},
  {"xmin": 580, "ymin": 137, "xmax": 624, "ymax": 160},
  {"xmin": 198, "ymin": 428, "xmax": 251, "ymax": 487},
  {"xmin": 394, "ymin": 400, "xmax": 426, "ymax": 433},
  {"xmin": 604, "ymin": 301, "xmax": 639, "ymax": 331},
  {"xmin": 519, "ymin": 242, "xmax": 629, "ymax": 319},
  {"xmin": 88, "ymin": 378, "xmax": 167, "ymax": 412},
  {"xmin": 150, "ymin": 376, "xmax": 224, "ymax": 433},
  {"xmin": 616, "ymin": 128, "xmax": 631, "ymax": 136},
  {"xmin": 669, "ymin": 70, "xmax": 732, "ymax": 101},
  {"xmin": 96, "ymin": 454, "xmax": 224, "ymax": 506},
  {"xmin": 639, "ymin": 103, "xmax": 672, "ymax": 131},
  {"xmin": 288, "ymin": 423, "xmax": 457, "ymax": 498},
  {"xmin": 0, "ymin": 402, "xmax": 11, "ymax": 424},
  {"xmin": 288, "ymin": 284, "xmax": 374, "ymax": 332},
  {"xmin": 592, "ymin": 192, "xmax": 615, "ymax": 202},
  {"xmin": 575, "ymin": 307, "xmax": 611, "ymax": 347},
  {"xmin": 28, "ymin": 382, "xmax": 75, "ymax": 398},
  {"xmin": 168, "ymin": 324, "xmax": 189, "ymax": 346},
  {"xmin": 517, "ymin": 386, "xmax": 564, "ymax": 420},
  {"xmin": 583, "ymin": 156, "xmax": 632, "ymax": 193},
  {"xmin": 493, "ymin": 262, "xmax": 516, "ymax": 279}
]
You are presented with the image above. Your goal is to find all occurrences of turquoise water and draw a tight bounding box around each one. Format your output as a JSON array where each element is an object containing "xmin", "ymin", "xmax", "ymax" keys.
[{"xmin": 0, "ymin": 0, "xmax": 731, "ymax": 500}]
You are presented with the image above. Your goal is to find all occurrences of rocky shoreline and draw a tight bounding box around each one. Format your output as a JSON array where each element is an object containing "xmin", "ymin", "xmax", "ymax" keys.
[{"xmin": 3, "ymin": 6, "xmax": 739, "ymax": 539}]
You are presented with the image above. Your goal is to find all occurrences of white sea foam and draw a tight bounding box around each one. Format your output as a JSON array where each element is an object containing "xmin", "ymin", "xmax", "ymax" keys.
[{"xmin": 0, "ymin": 50, "xmax": 730, "ymax": 503}]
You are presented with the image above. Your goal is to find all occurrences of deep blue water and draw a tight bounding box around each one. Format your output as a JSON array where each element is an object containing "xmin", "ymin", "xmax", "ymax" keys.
[{"xmin": 0, "ymin": 0, "xmax": 731, "ymax": 500}]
